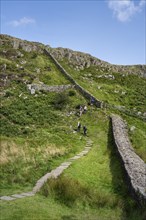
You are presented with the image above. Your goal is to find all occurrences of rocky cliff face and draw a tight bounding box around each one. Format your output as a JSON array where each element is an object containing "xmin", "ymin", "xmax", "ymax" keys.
[
  {"xmin": 49, "ymin": 47, "xmax": 146, "ymax": 77},
  {"xmin": 1, "ymin": 34, "xmax": 146, "ymax": 77},
  {"xmin": 0, "ymin": 34, "xmax": 44, "ymax": 53}
]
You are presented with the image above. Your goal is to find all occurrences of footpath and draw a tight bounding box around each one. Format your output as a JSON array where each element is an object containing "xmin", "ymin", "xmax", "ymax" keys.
[{"xmin": 0, "ymin": 139, "xmax": 93, "ymax": 201}]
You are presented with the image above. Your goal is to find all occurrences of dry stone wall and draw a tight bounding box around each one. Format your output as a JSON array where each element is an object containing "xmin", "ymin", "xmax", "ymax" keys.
[
  {"xmin": 44, "ymin": 49, "xmax": 102, "ymax": 108},
  {"xmin": 111, "ymin": 114, "xmax": 146, "ymax": 205},
  {"xmin": 27, "ymin": 83, "xmax": 74, "ymax": 94}
]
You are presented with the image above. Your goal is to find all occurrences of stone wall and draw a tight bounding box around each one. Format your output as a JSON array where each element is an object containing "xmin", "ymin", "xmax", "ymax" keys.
[
  {"xmin": 111, "ymin": 114, "xmax": 146, "ymax": 206},
  {"xmin": 44, "ymin": 49, "xmax": 103, "ymax": 108},
  {"xmin": 27, "ymin": 83, "xmax": 74, "ymax": 94}
]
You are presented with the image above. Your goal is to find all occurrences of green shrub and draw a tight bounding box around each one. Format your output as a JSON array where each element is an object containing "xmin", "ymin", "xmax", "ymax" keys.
[
  {"xmin": 52, "ymin": 93, "xmax": 69, "ymax": 110},
  {"xmin": 4, "ymin": 90, "xmax": 14, "ymax": 97},
  {"xmin": 68, "ymin": 90, "xmax": 76, "ymax": 96}
]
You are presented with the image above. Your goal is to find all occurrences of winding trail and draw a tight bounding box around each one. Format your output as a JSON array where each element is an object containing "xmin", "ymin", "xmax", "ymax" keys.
[{"xmin": 0, "ymin": 139, "xmax": 93, "ymax": 201}]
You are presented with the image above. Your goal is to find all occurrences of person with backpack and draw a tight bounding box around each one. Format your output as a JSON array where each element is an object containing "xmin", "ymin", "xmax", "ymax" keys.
[
  {"xmin": 83, "ymin": 125, "xmax": 87, "ymax": 135},
  {"xmin": 77, "ymin": 121, "xmax": 81, "ymax": 132}
]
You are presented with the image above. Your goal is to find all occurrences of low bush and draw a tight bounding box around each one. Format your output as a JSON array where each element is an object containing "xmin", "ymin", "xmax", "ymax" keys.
[
  {"xmin": 68, "ymin": 90, "xmax": 76, "ymax": 96},
  {"xmin": 52, "ymin": 93, "xmax": 69, "ymax": 110}
]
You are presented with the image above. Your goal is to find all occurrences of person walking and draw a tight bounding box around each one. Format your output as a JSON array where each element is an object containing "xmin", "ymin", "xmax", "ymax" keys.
[
  {"xmin": 83, "ymin": 105, "xmax": 87, "ymax": 113},
  {"xmin": 83, "ymin": 126, "xmax": 87, "ymax": 135},
  {"xmin": 77, "ymin": 121, "xmax": 81, "ymax": 132},
  {"xmin": 79, "ymin": 105, "xmax": 83, "ymax": 116}
]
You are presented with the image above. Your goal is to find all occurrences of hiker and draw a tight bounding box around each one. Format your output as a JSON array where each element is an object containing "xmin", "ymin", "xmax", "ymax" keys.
[
  {"xmin": 79, "ymin": 105, "xmax": 83, "ymax": 116},
  {"xmin": 90, "ymin": 97, "xmax": 95, "ymax": 105},
  {"xmin": 83, "ymin": 126, "xmax": 87, "ymax": 135},
  {"xmin": 83, "ymin": 105, "xmax": 87, "ymax": 113},
  {"xmin": 77, "ymin": 121, "xmax": 81, "ymax": 131}
]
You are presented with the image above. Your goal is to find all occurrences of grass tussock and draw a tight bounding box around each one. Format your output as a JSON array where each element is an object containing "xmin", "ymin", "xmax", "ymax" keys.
[{"xmin": 41, "ymin": 176, "xmax": 122, "ymax": 209}]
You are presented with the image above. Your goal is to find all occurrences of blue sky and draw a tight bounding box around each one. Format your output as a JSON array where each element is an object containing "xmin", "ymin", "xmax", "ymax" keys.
[{"xmin": 1, "ymin": 0, "xmax": 145, "ymax": 65}]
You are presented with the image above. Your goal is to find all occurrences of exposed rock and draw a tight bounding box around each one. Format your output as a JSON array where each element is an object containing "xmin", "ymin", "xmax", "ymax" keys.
[
  {"xmin": 0, "ymin": 64, "xmax": 7, "ymax": 71},
  {"xmin": 143, "ymin": 112, "xmax": 146, "ymax": 117},
  {"xmin": 30, "ymin": 88, "xmax": 35, "ymax": 95},
  {"xmin": 0, "ymin": 34, "xmax": 43, "ymax": 53},
  {"xmin": 48, "ymin": 47, "xmax": 146, "ymax": 77},
  {"xmin": 20, "ymin": 60, "xmax": 26, "ymax": 65},
  {"xmin": 137, "ymin": 111, "xmax": 142, "ymax": 116},
  {"xmin": 35, "ymin": 68, "xmax": 40, "ymax": 73},
  {"xmin": 121, "ymin": 91, "xmax": 126, "ymax": 95},
  {"xmin": 17, "ymin": 51, "xmax": 24, "ymax": 58},
  {"xmin": 19, "ymin": 66, "xmax": 24, "ymax": 70},
  {"xmin": 0, "ymin": 34, "xmax": 145, "ymax": 77},
  {"xmin": 130, "ymin": 126, "xmax": 136, "ymax": 132},
  {"xmin": 114, "ymin": 90, "xmax": 119, "ymax": 93}
]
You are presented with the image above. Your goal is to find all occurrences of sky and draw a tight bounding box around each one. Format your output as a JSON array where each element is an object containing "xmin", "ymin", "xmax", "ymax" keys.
[{"xmin": 0, "ymin": 0, "xmax": 146, "ymax": 65}]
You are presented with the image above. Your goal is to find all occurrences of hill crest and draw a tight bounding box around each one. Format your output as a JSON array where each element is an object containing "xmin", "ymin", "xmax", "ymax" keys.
[{"xmin": 1, "ymin": 34, "xmax": 146, "ymax": 77}]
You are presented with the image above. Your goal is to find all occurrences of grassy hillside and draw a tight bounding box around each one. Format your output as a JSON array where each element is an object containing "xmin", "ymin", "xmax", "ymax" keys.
[
  {"xmin": 59, "ymin": 60, "xmax": 146, "ymax": 113},
  {"xmin": 0, "ymin": 35, "xmax": 146, "ymax": 220},
  {"xmin": 1, "ymin": 108, "xmax": 146, "ymax": 219},
  {"xmin": 59, "ymin": 59, "xmax": 146, "ymax": 161}
]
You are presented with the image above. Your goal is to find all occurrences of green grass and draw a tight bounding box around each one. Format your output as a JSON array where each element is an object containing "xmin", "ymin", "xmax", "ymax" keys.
[
  {"xmin": 0, "ymin": 86, "xmax": 88, "ymax": 195},
  {"xmin": 0, "ymin": 194, "xmax": 134, "ymax": 220},
  {"xmin": 58, "ymin": 59, "xmax": 146, "ymax": 160},
  {"xmin": 39, "ymin": 112, "xmax": 145, "ymax": 219},
  {"xmin": 0, "ymin": 37, "xmax": 146, "ymax": 220},
  {"xmin": 60, "ymin": 61, "xmax": 146, "ymax": 113},
  {"xmin": 1, "ymin": 109, "xmax": 145, "ymax": 220},
  {"xmin": 122, "ymin": 114, "xmax": 146, "ymax": 161},
  {"xmin": 0, "ymin": 48, "xmax": 69, "ymax": 85}
]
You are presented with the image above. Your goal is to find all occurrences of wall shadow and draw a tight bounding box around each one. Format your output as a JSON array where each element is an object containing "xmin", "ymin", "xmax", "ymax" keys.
[{"xmin": 107, "ymin": 118, "xmax": 146, "ymax": 220}]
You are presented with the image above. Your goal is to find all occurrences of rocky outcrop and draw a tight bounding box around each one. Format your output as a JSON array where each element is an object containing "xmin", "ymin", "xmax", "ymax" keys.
[
  {"xmin": 111, "ymin": 114, "xmax": 146, "ymax": 205},
  {"xmin": 1, "ymin": 34, "xmax": 145, "ymax": 77},
  {"xmin": 49, "ymin": 47, "xmax": 108, "ymax": 71},
  {"xmin": 0, "ymin": 34, "xmax": 43, "ymax": 53},
  {"xmin": 48, "ymin": 47, "xmax": 146, "ymax": 78}
]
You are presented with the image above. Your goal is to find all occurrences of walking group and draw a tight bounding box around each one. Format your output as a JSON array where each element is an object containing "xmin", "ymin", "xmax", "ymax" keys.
[
  {"xmin": 77, "ymin": 103, "xmax": 88, "ymax": 136},
  {"xmin": 77, "ymin": 122, "xmax": 87, "ymax": 135},
  {"xmin": 79, "ymin": 105, "xmax": 87, "ymax": 116}
]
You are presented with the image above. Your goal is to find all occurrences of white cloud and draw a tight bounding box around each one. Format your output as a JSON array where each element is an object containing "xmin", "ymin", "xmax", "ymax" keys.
[
  {"xmin": 108, "ymin": 0, "xmax": 145, "ymax": 22},
  {"xmin": 8, "ymin": 17, "xmax": 36, "ymax": 27}
]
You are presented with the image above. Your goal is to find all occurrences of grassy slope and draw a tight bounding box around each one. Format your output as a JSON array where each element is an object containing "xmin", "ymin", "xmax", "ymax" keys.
[
  {"xmin": 1, "ymin": 109, "xmax": 146, "ymax": 220},
  {"xmin": 59, "ymin": 60, "xmax": 146, "ymax": 112},
  {"xmin": 59, "ymin": 60, "xmax": 146, "ymax": 161},
  {"xmin": 0, "ymin": 42, "xmax": 146, "ymax": 220},
  {"xmin": 0, "ymin": 47, "xmax": 87, "ymax": 195},
  {"xmin": 0, "ymin": 84, "xmax": 88, "ymax": 195}
]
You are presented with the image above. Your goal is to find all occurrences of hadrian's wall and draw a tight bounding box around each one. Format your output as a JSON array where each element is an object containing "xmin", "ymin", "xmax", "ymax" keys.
[
  {"xmin": 111, "ymin": 114, "xmax": 146, "ymax": 206},
  {"xmin": 44, "ymin": 49, "xmax": 102, "ymax": 108}
]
